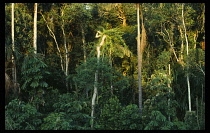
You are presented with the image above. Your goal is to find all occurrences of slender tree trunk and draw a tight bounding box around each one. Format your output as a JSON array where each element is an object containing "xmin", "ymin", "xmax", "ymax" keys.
[
  {"xmin": 11, "ymin": 3, "xmax": 14, "ymax": 59},
  {"xmin": 91, "ymin": 33, "xmax": 106, "ymax": 129},
  {"xmin": 182, "ymin": 3, "xmax": 191, "ymax": 112},
  {"xmin": 196, "ymin": 97, "xmax": 200, "ymax": 129},
  {"xmin": 33, "ymin": 3, "xmax": 37, "ymax": 54},
  {"xmin": 168, "ymin": 63, "xmax": 171, "ymax": 121},
  {"xmin": 11, "ymin": 3, "xmax": 19, "ymax": 98},
  {"xmin": 107, "ymin": 49, "xmax": 114, "ymax": 95},
  {"xmin": 81, "ymin": 25, "xmax": 88, "ymax": 96},
  {"xmin": 137, "ymin": 3, "xmax": 147, "ymax": 115},
  {"xmin": 164, "ymin": 26, "xmax": 179, "ymax": 62},
  {"xmin": 136, "ymin": 3, "xmax": 142, "ymax": 115},
  {"xmin": 11, "ymin": 3, "xmax": 16, "ymax": 83},
  {"xmin": 61, "ymin": 9, "xmax": 69, "ymax": 92},
  {"xmin": 193, "ymin": 31, "xmax": 198, "ymax": 49},
  {"xmin": 40, "ymin": 12, "xmax": 64, "ymax": 72},
  {"xmin": 178, "ymin": 26, "xmax": 184, "ymax": 63},
  {"xmin": 81, "ymin": 25, "xmax": 87, "ymax": 62},
  {"xmin": 109, "ymin": 53, "xmax": 113, "ymax": 95}
]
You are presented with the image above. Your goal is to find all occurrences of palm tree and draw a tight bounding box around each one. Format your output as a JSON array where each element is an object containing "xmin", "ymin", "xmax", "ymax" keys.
[{"xmin": 90, "ymin": 27, "xmax": 131, "ymax": 129}]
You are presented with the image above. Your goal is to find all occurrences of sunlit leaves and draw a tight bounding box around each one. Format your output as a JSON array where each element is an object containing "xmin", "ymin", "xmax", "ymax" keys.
[{"xmin": 97, "ymin": 27, "xmax": 132, "ymax": 58}]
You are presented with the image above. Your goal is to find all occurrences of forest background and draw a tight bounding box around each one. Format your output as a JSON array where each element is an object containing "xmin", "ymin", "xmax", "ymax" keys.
[{"xmin": 5, "ymin": 3, "xmax": 205, "ymax": 130}]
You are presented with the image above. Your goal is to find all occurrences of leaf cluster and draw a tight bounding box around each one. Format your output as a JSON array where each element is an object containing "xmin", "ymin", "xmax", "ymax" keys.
[
  {"xmin": 96, "ymin": 96, "xmax": 142, "ymax": 130},
  {"xmin": 5, "ymin": 99, "xmax": 42, "ymax": 130},
  {"xmin": 41, "ymin": 93, "xmax": 91, "ymax": 130},
  {"xmin": 20, "ymin": 52, "xmax": 50, "ymax": 107}
]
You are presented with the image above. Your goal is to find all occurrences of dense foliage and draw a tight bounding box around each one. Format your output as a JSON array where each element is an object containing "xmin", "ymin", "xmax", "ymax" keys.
[{"xmin": 5, "ymin": 3, "xmax": 205, "ymax": 130}]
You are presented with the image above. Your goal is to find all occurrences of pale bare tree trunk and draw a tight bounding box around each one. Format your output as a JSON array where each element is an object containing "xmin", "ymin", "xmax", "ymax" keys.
[
  {"xmin": 193, "ymin": 31, "xmax": 198, "ymax": 49},
  {"xmin": 40, "ymin": 12, "xmax": 64, "ymax": 72},
  {"xmin": 81, "ymin": 25, "xmax": 87, "ymax": 62},
  {"xmin": 163, "ymin": 26, "xmax": 179, "ymax": 62},
  {"xmin": 182, "ymin": 3, "xmax": 191, "ymax": 112},
  {"xmin": 168, "ymin": 63, "xmax": 171, "ymax": 121},
  {"xmin": 11, "ymin": 3, "xmax": 19, "ymax": 97},
  {"xmin": 11, "ymin": 3, "xmax": 16, "ymax": 83},
  {"xmin": 178, "ymin": 26, "xmax": 184, "ymax": 63},
  {"xmin": 11, "ymin": 3, "xmax": 14, "ymax": 57},
  {"xmin": 136, "ymin": 3, "xmax": 142, "ymax": 115},
  {"xmin": 136, "ymin": 3, "xmax": 147, "ymax": 115},
  {"xmin": 109, "ymin": 52, "xmax": 113, "ymax": 95},
  {"xmin": 33, "ymin": 3, "xmax": 37, "ymax": 54},
  {"xmin": 61, "ymin": 9, "xmax": 69, "ymax": 92},
  {"xmin": 91, "ymin": 32, "xmax": 106, "ymax": 129}
]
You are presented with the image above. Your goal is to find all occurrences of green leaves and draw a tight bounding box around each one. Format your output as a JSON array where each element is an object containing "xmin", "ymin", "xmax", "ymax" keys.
[
  {"xmin": 151, "ymin": 111, "xmax": 166, "ymax": 122},
  {"xmin": 45, "ymin": 93, "xmax": 91, "ymax": 130},
  {"xmin": 5, "ymin": 99, "xmax": 42, "ymax": 130},
  {"xmin": 21, "ymin": 52, "xmax": 50, "ymax": 107},
  {"xmin": 97, "ymin": 27, "xmax": 132, "ymax": 58},
  {"xmin": 39, "ymin": 82, "xmax": 48, "ymax": 88},
  {"xmin": 144, "ymin": 111, "xmax": 172, "ymax": 130},
  {"xmin": 97, "ymin": 96, "xmax": 122, "ymax": 129},
  {"xmin": 41, "ymin": 112, "xmax": 69, "ymax": 130},
  {"xmin": 97, "ymin": 96, "xmax": 142, "ymax": 130},
  {"xmin": 184, "ymin": 111, "xmax": 198, "ymax": 130},
  {"xmin": 30, "ymin": 81, "xmax": 39, "ymax": 88},
  {"xmin": 5, "ymin": 3, "xmax": 205, "ymax": 130}
]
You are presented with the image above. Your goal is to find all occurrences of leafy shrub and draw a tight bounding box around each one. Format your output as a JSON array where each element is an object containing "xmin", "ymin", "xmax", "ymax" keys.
[
  {"xmin": 143, "ymin": 70, "xmax": 180, "ymax": 130},
  {"xmin": 41, "ymin": 112, "xmax": 71, "ymax": 130},
  {"xmin": 97, "ymin": 96, "xmax": 122, "ymax": 130},
  {"xmin": 74, "ymin": 57, "xmax": 130, "ymax": 103},
  {"xmin": 21, "ymin": 52, "xmax": 50, "ymax": 108},
  {"xmin": 41, "ymin": 93, "xmax": 91, "ymax": 130},
  {"xmin": 97, "ymin": 96, "xmax": 142, "ymax": 130},
  {"xmin": 144, "ymin": 111, "xmax": 173, "ymax": 130},
  {"xmin": 184, "ymin": 111, "xmax": 198, "ymax": 130},
  {"xmin": 119, "ymin": 104, "xmax": 142, "ymax": 130},
  {"xmin": 5, "ymin": 99, "xmax": 42, "ymax": 130}
]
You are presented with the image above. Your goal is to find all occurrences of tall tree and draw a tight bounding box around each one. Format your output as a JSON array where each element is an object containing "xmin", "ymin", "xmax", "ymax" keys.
[
  {"xmin": 90, "ymin": 27, "xmax": 131, "ymax": 128},
  {"xmin": 182, "ymin": 3, "xmax": 191, "ymax": 112},
  {"xmin": 91, "ymin": 31, "xmax": 106, "ymax": 129},
  {"xmin": 136, "ymin": 3, "xmax": 142, "ymax": 114},
  {"xmin": 40, "ymin": 9, "xmax": 64, "ymax": 72},
  {"xmin": 60, "ymin": 4, "xmax": 70, "ymax": 92},
  {"xmin": 81, "ymin": 24, "xmax": 87, "ymax": 62},
  {"xmin": 137, "ymin": 3, "xmax": 147, "ymax": 115},
  {"xmin": 11, "ymin": 3, "xmax": 16, "ymax": 84}
]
